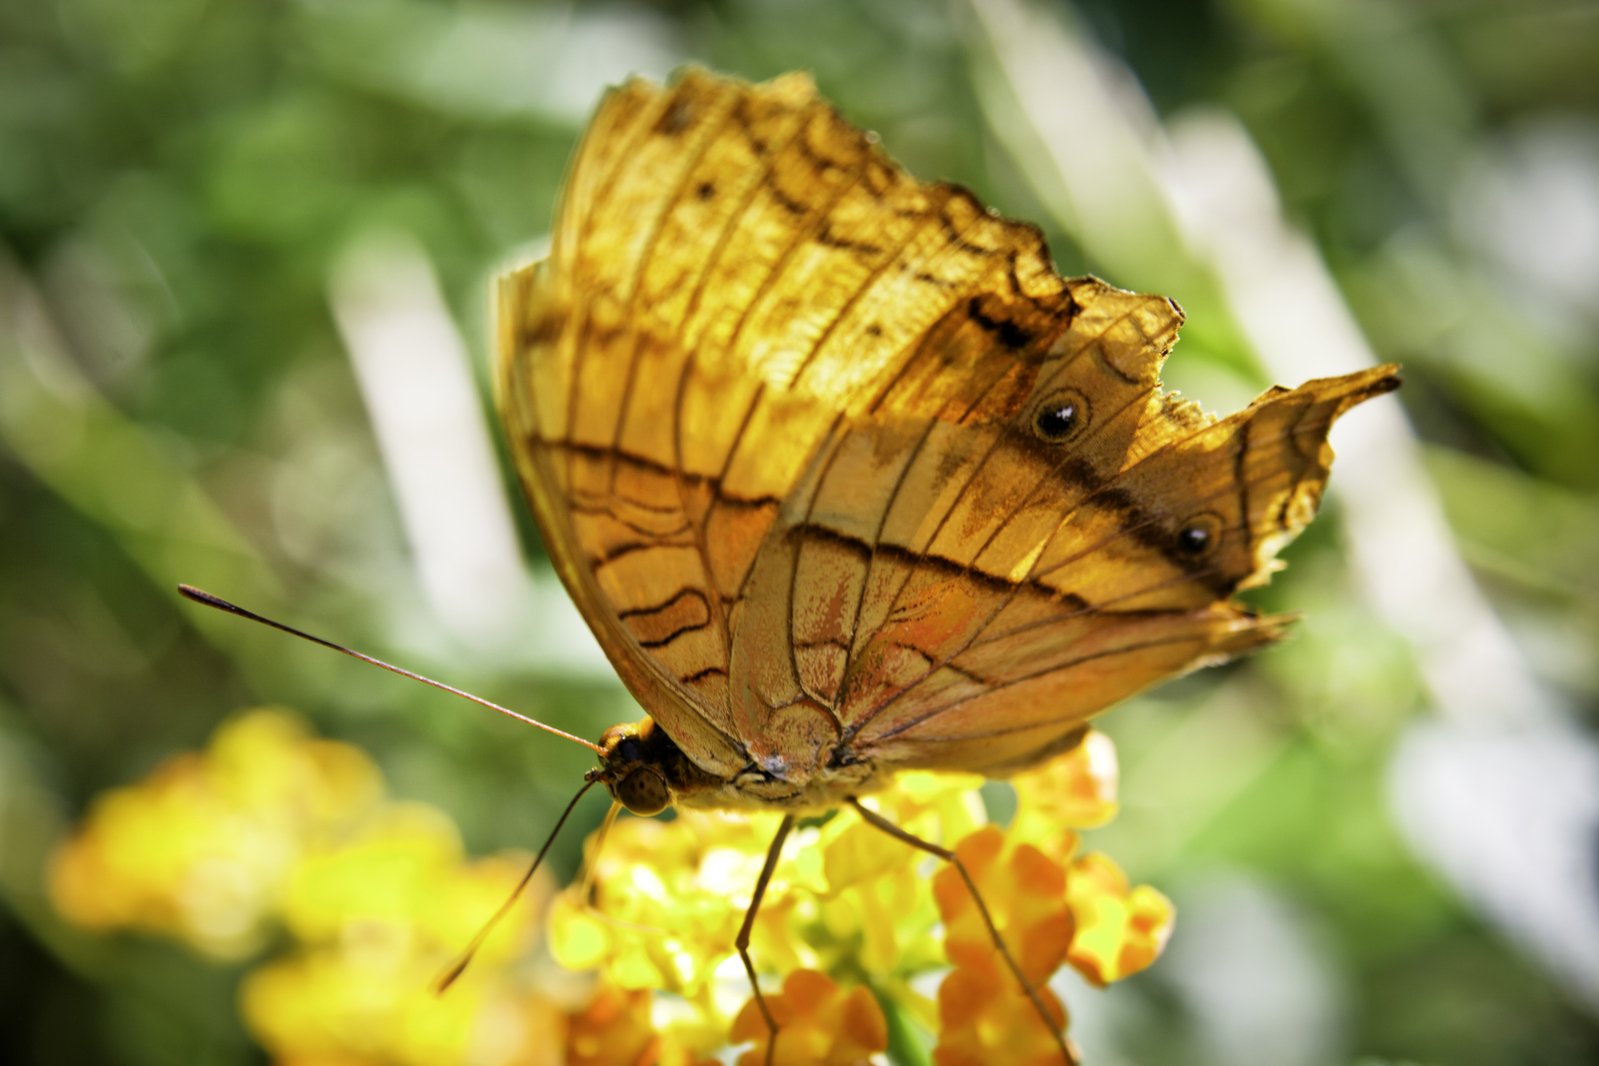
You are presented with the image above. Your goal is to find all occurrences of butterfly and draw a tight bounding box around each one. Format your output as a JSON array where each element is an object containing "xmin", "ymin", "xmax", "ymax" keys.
[{"xmin": 490, "ymin": 67, "xmax": 1398, "ymax": 1060}]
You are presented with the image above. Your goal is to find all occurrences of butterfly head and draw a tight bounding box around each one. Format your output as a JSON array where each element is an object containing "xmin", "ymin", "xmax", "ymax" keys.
[{"xmin": 590, "ymin": 721, "xmax": 675, "ymax": 816}]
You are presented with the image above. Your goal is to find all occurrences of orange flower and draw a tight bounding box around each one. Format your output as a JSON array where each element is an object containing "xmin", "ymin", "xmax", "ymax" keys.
[
  {"xmin": 564, "ymin": 985, "xmax": 656, "ymax": 1066},
  {"xmin": 933, "ymin": 964, "xmax": 1069, "ymax": 1066},
  {"xmin": 564, "ymin": 985, "xmax": 722, "ymax": 1066},
  {"xmin": 1065, "ymin": 852, "xmax": 1175, "ymax": 986},
  {"xmin": 933, "ymin": 825, "xmax": 1073, "ymax": 984},
  {"xmin": 729, "ymin": 969, "xmax": 887, "ymax": 1066}
]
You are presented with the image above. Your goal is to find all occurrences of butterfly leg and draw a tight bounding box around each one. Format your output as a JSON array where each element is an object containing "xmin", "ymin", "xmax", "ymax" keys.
[
  {"xmin": 736, "ymin": 813, "xmax": 796, "ymax": 1066},
  {"xmin": 847, "ymin": 797, "xmax": 1078, "ymax": 1065}
]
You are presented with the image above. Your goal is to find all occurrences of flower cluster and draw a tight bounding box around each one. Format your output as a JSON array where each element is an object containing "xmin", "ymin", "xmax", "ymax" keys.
[
  {"xmin": 50, "ymin": 710, "xmax": 1172, "ymax": 1064},
  {"xmin": 50, "ymin": 709, "xmax": 558, "ymax": 1065},
  {"xmin": 545, "ymin": 729, "xmax": 1173, "ymax": 1064},
  {"xmin": 51, "ymin": 709, "xmax": 387, "ymax": 957}
]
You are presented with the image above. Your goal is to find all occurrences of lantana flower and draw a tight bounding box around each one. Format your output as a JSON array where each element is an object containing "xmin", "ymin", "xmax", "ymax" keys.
[
  {"xmin": 934, "ymin": 963, "xmax": 1069, "ymax": 1066},
  {"xmin": 48, "ymin": 708, "xmax": 382, "ymax": 957},
  {"xmin": 729, "ymin": 969, "xmax": 888, "ymax": 1066},
  {"xmin": 52, "ymin": 710, "xmax": 1174, "ymax": 1063}
]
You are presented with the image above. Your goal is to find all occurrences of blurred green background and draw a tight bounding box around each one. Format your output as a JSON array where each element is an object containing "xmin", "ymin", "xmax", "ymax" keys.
[{"xmin": 3, "ymin": 0, "xmax": 1598, "ymax": 1063}]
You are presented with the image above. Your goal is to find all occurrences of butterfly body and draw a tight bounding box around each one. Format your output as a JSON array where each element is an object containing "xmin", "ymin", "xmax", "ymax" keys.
[
  {"xmin": 592, "ymin": 716, "xmax": 887, "ymax": 813},
  {"xmin": 499, "ymin": 68, "xmax": 1397, "ymax": 816}
]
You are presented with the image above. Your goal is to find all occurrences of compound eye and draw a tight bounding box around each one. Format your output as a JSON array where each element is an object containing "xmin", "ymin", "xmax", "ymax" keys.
[
  {"xmin": 614, "ymin": 767, "xmax": 670, "ymax": 816},
  {"xmin": 597, "ymin": 724, "xmax": 631, "ymax": 751}
]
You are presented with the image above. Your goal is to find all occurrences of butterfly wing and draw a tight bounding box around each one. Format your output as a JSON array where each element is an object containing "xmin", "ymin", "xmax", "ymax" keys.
[
  {"xmin": 728, "ymin": 261, "xmax": 1397, "ymax": 777},
  {"xmin": 500, "ymin": 68, "xmax": 962, "ymax": 776},
  {"xmin": 497, "ymin": 70, "xmax": 818, "ymax": 776},
  {"xmin": 499, "ymin": 69, "xmax": 1397, "ymax": 785},
  {"xmin": 819, "ymin": 362, "xmax": 1397, "ymax": 776}
]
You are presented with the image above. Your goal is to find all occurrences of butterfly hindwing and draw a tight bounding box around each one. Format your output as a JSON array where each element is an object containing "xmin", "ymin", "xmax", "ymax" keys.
[{"xmin": 831, "ymin": 365, "xmax": 1397, "ymax": 775}]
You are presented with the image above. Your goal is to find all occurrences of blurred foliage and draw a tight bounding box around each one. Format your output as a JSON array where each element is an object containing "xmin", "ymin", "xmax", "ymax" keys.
[{"xmin": 3, "ymin": 0, "xmax": 1598, "ymax": 1064}]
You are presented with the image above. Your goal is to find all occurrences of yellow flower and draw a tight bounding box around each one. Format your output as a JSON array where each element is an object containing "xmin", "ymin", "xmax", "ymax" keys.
[
  {"xmin": 1064, "ymin": 851, "xmax": 1175, "ymax": 986},
  {"xmin": 206, "ymin": 707, "xmax": 385, "ymax": 829},
  {"xmin": 1008, "ymin": 730, "xmax": 1120, "ymax": 863},
  {"xmin": 282, "ymin": 801, "xmax": 543, "ymax": 965},
  {"xmin": 728, "ymin": 969, "xmax": 887, "ymax": 1066},
  {"xmin": 549, "ymin": 809, "xmax": 793, "ymax": 999},
  {"xmin": 808, "ymin": 777, "xmax": 979, "ymax": 978},
  {"xmin": 51, "ymin": 708, "xmax": 566, "ymax": 1065},
  {"xmin": 243, "ymin": 804, "xmax": 550, "ymax": 1064},
  {"xmin": 241, "ymin": 943, "xmax": 566, "ymax": 1066},
  {"xmin": 48, "ymin": 708, "xmax": 381, "ymax": 957}
]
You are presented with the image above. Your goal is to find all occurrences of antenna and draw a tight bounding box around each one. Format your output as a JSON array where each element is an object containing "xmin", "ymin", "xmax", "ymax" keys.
[
  {"xmin": 177, "ymin": 584, "xmax": 604, "ymax": 755},
  {"xmin": 434, "ymin": 776, "xmax": 599, "ymax": 992}
]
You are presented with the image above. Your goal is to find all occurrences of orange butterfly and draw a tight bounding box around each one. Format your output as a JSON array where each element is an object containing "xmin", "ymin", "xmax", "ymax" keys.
[
  {"xmin": 493, "ymin": 67, "xmax": 1396, "ymax": 1060},
  {"xmin": 187, "ymin": 67, "xmax": 1397, "ymax": 1064}
]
